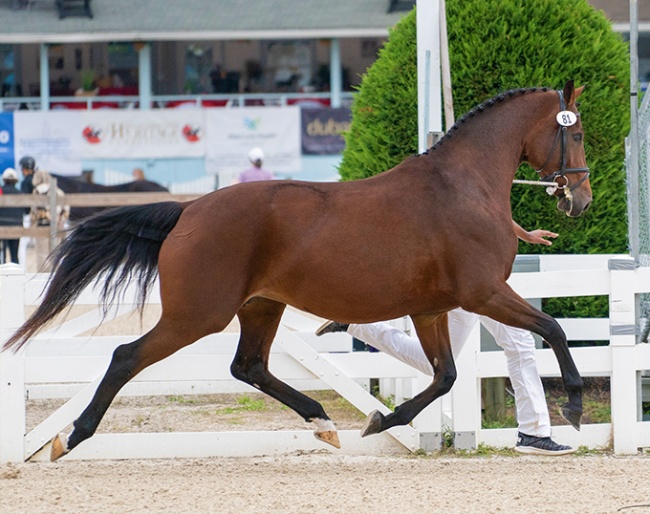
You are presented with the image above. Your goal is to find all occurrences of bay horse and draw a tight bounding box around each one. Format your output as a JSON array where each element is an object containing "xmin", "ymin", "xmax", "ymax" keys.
[
  {"xmin": 51, "ymin": 174, "xmax": 169, "ymax": 221},
  {"xmin": 3, "ymin": 81, "xmax": 591, "ymax": 461}
]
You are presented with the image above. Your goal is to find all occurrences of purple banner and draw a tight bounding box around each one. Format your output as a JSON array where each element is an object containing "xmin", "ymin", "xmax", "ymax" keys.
[{"xmin": 301, "ymin": 107, "xmax": 351, "ymax": 155}]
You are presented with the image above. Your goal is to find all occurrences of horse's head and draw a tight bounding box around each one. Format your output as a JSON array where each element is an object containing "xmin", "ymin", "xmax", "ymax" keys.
[{"xmin": 524, "ymin": 80, "xmax": 592, "ymax": 217}]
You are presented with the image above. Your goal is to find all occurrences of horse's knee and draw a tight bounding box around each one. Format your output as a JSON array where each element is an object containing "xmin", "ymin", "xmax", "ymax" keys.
[
  {"xmin": 539, "ymin": 317, "xmax": 566, "ymax": 344},
  {"xmin": 230, "ymin": 359, "xmax": 267, "ymax": 389},
  {"xmin": 437, "ymin": 369, "xmax": 457, "ymax": 396}
]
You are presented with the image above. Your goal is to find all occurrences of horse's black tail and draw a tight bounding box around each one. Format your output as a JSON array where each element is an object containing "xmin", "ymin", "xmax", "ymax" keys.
[{"xmin": 3, "ymin": 201, "xmax": 186, "ymax": 352}]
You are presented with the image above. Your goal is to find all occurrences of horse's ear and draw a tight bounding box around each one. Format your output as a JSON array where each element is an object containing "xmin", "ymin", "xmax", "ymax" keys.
[{"xmin": 563, "ymin": 80, "xmax": 585, "ymax": 105}]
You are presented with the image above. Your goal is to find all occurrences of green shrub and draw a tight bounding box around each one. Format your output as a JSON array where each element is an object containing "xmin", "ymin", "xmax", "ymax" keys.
[{"xmin": 339, "ymin": 0, "xmax": 630, "ymax": 317}]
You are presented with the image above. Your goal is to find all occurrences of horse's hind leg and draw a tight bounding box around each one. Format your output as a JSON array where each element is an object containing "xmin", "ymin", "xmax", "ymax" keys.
[
  {"xmin": 51, "ymin": 318, "xmax": 213, "ymax": 461},
  {"xmin": 231, "ymin": 297, "xmax": 340, "ymax": 449},
  {"xmin": 362, "ymin": 313, "xmax": 457, "ymax": 436}
]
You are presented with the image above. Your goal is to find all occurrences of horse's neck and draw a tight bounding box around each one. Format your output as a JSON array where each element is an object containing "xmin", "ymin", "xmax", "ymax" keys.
[{"xmin": 437, "ymin": 94, "xmax": 551, "ymax": 179}]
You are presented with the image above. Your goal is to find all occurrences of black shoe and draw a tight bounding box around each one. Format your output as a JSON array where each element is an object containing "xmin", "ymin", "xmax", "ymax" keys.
[
  {"xmin": 514, "ymin": 432, "xmax": 575, "ymax": 456},
  {"xmin": 315, "ymin": 321, "xmax": 350, "ymax": 336}
]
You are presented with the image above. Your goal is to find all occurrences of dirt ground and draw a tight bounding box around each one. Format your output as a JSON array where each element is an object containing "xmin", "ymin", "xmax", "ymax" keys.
[
  {"xmin": 0, "ymin": 391, "xmax": 646, "ymax": 514},
  {"xmin": 1, "ymin": 453, "xmax": 650, "ymax": 514}
]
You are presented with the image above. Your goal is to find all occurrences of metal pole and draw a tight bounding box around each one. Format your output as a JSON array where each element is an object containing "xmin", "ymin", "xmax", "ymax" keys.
[
  {"xmin": 138, "ymin": 42, "xmax": 152, "ymax": 110},
  {"xmin": 439, "ymin": 0, "xmax": 454, "ymax": 130},
  {"xmin": 417, "ymin": 0, "xmax": 442, "ymax": 153},
  {"xmin": 39, "ymin": 43, "xmax": 50, "ymax": 111},
  {"xmin": 49, "ymin": 176, "xmax": 57, "ymax": 254},
  {"xmin": 629, "ymin": 0, "xmax": 640, "ymax": 261},
  {"xmin": 329, "ymin": 38, "xmax": 342, "ymax": 108}
]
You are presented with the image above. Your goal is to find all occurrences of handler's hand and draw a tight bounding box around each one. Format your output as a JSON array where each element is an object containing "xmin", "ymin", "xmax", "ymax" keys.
[{"xmin": 521, "ymin": 229, "xmax": 558, "ymax": 246}]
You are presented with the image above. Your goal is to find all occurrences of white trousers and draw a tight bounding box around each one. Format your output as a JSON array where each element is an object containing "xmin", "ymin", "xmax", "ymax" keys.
[{"xmin": 347, "ymin": 308, "xmax": 551, "ymax": 437}]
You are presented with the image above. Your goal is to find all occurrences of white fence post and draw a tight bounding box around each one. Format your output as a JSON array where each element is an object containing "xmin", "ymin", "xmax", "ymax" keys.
[
  {"xmin": 449, "ymin": 320, "xmax": 480, "ymax": 450},
  {"xmin": 608, "ymin": 257, "xmax": 640, "ymax": 454},
  {"xmin": 0, "ymin": 264, "xmax": 26, "ymax": 463}
]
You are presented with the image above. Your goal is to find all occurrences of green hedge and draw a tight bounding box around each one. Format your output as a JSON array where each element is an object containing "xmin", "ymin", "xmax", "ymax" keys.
[
  {"xmin": 339, "ymin": 0, "xmax": 630, "ymax": 317},
  {"xmin": 340, "ymin": 0, "xmax": 629, "ymax": 253}
]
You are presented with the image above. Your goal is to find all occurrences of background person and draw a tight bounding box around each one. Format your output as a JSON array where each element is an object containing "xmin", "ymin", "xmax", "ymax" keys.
[
  {"xmin": 132, "ymin": 167, "xmax": 146, "ymax": 181},
  {"xmin": 18, "ymin": 155, "xmax": 35, "ymax": 194},
  {"xmin": 236, "ymin": 147, "xmax": 274, "ymax": 183},
  {"xmin": 0, "ymin": 168, "xmax": 24, "ymax": 264},
  {"xmin": 17, "ymin": 156, "xmax": 36, "ymax": 266}
]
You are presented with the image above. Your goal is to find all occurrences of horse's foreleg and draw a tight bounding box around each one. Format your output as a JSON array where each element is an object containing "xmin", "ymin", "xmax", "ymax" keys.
[
  {"xmin": 471, "ymin": 283, "xmax": 583, "ymax": 430},
  {"xmin": 51, "ymin": 319, "xmax": 211, "ymax": 461},
  {"xmin": 362, "ymin": 313, "xmax": 456, "ymax": 436},
  {"xmin": 231, "ymin": 298, "xmax": 340, "ymax": 449}
]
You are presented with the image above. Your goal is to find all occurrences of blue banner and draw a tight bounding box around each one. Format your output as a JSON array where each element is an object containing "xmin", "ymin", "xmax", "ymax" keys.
[
  {"xmin": 301, "ymin": 107, "xmax": 350, "ymax": 155},
  {"xmin": 0, "ymin": 112, "xmax": 14, "ymax": 172}
]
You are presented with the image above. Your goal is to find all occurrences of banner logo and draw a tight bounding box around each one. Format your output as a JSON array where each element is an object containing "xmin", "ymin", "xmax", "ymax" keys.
[
  {"xmin": 82, "ymin": 125, "xmax": 102, "ymax": 144},
  {"xmin": 182, "ymin": 124, "xmax": 201, "ymax": 142}
]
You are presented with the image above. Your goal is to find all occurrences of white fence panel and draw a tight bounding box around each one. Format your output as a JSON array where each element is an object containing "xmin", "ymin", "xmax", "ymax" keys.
[{"xmin": 3, "ymin": 255, "xmax": 650, "ymax": 461}]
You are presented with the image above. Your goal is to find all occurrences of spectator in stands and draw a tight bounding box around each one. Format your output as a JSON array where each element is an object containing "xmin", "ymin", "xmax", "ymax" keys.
[
  {"xmin": 132, "ymin": 168, "xmax": 146, "ymax": 181},
  {"xmin": 17, "ymin": 156, "xmax": 35, "ymax": 266},
  {"xmin": 236, "ymin": 147, "xmax": 274, "ymax": 183},
  {"xmin": 18, "ymin": 155, "xmax": 35, "ymax": 194},
  {"xmin": 0, "ymin": 168, "xmax": 24, "ymax": 264}
]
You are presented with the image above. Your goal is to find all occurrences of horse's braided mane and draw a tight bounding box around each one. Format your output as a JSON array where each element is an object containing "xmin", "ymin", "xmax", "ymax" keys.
[{"xmin": 422, "ymin": 87, "xmax": 551, "ymax": 154}]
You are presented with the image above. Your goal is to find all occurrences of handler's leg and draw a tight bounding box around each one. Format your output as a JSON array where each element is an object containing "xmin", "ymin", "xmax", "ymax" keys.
[
  {"xmin": 344, "ymin": 309, "xmax": 478, "ymax": 375},
  {"xmin": 347, "ymin": 322, "xmax": 433, "ymax": 375},
  {"xmin": 480, "ymin": 316, "xmax": 574, "ymax": 455}
]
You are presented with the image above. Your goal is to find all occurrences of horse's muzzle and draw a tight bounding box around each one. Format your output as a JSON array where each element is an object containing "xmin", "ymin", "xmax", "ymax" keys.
[{"xmin": 557, "ymin": 194, "xmax": 591, "ymax": 218}]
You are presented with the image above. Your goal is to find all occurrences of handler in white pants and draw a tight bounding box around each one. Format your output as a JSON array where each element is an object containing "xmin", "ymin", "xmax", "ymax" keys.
[
  {"xmin": 317, "ymin": 224, "xmax": 574, "ymax": 455},
  {"xmin": 323, "ymin": 315, "xmax": 573, "ymax": 456}
]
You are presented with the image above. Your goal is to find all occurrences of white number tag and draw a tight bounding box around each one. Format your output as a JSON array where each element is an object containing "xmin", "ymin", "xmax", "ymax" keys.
[{"xmin": 556, "ymin": 111, "xmax": 577, "ymax": 127}]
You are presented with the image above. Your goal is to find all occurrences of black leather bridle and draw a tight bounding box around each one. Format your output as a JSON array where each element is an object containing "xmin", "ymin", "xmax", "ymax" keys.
[{"xmin": 535, "ymin": 90, "xmax": 590, "ymax": 196}]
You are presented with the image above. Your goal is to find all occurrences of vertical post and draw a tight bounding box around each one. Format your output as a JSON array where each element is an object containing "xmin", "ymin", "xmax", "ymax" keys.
[
  {"xmin": 450, "ymin": 320, "xmax": 479, "ymax": 450},
  {"xmin": 48, "ymin": 176, "xmax": 57, "ymax": 254},
  {"xmin": 629, "ymin": 0, "xmax": 640, "ymax": 260},
  {"xmin": 439, "ymin": 0, "xmax": 454, "ymax": 131},
  {"xmin": 138, "ymin": 42, "xmax": 152, "ymax": 110},
  {"xmin": 417, "ymin": 0, "xmax": 442, "ymax": 153},
  {"xmin": 412, "ymin": 371, "xmax": 442, "ymax": 451},
  {"xmin": 39, "ymin": 43, "xmax": 50, "ymax": 111},
  {"xmin": 329, "ymin": 38, "xmax": 342, "ymax": 108},
  {"xmin": 0, "ymin": 264, "xmax": 26, "ymax": 463},
  {"xmin": 608, "ymin": 258, "xmax": 639, "ymax": 454}
]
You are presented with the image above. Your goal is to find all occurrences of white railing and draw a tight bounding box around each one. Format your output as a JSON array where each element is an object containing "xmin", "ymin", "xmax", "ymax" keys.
[{"xmin": 1, "ymin": 254, "xmax": 650, "ymax": 462}]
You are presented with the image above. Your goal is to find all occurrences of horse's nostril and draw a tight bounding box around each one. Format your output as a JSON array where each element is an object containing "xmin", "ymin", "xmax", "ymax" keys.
[{"xmin": 583, "ymin": 200, "xmax": 592, "ymax": 212}]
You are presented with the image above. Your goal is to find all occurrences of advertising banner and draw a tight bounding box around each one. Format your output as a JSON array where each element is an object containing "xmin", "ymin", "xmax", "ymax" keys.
[
  {"xmin": 79, "ymin": 110, "xmax": 205, "ymax": 159},
  {"xmin": 0, "ymin": 112, "xmax": 14, "ymax": 172},
  {"xmin": 205, "ymin": 106, "xmax": 301, "ymax": 174},
  {"xmin": 14, "ymin": 111, "xmax": 83, "ymax": 175},
  {"xmin": 301, "ymin": 107, "xmax": 350, "ymax": 155}
]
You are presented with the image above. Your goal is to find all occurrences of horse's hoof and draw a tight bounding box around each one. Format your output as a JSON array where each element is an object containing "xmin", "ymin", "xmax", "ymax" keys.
[
  {"xmin": 560, "ymin": 403, "xmax": 582, "ymax": 431},
  {"xmin": 50, "ymin": 433, "xmax": 70, "ymax": 461},
  {"xmin": 314, "ymin": 430, "xmax": 341, "ymax": 449},
  {"xmin": 361, "ymin": 410, "xmax": 385, "ymax": 437}
]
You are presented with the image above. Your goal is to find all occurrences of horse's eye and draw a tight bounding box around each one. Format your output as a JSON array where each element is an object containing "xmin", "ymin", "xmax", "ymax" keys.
[{"xmin": 573, "ymin": 133, "xmax": 583, "ymax": 143}]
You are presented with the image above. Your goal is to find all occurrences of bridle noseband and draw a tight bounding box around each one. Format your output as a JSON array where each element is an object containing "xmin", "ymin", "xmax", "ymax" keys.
[{"xmin": 535, "ymin": 90, "xmax": 590, "ymax": 199}]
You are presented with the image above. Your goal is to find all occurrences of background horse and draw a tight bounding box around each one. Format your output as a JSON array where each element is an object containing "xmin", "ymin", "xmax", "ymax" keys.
[
  {"xmin": 51, "ymin": 174, "xmax": 168, "ymax": 221},
  {"xmin": 4, "ymin": 81, "xmax": 592, "ymax": 461}
]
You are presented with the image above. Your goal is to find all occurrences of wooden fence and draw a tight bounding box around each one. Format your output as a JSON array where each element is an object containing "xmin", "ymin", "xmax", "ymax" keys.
[
  {"xmin": 1, "ymin": 249, "xmax": 650, "ymax": 462},
  {"xmin": 0, "ymin": 179, "xmax": 201, "ymax": 249}
]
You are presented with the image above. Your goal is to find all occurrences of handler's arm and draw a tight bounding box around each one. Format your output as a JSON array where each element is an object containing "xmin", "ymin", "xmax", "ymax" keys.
[{"xmin": 512, "ymin": 221, "xmax": 558, "ymax": 246}]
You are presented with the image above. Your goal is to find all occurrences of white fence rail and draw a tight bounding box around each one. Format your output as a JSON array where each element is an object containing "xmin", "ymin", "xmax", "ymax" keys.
[{"xmin": 1, "ymin": 254, "xmax": 650, "ymax": 462}]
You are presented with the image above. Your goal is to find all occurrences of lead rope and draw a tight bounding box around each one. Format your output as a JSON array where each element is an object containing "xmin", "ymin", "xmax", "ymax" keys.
[{"xmin": 513, "ymin": 178, "xmax": 573, "ymax": 202}]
